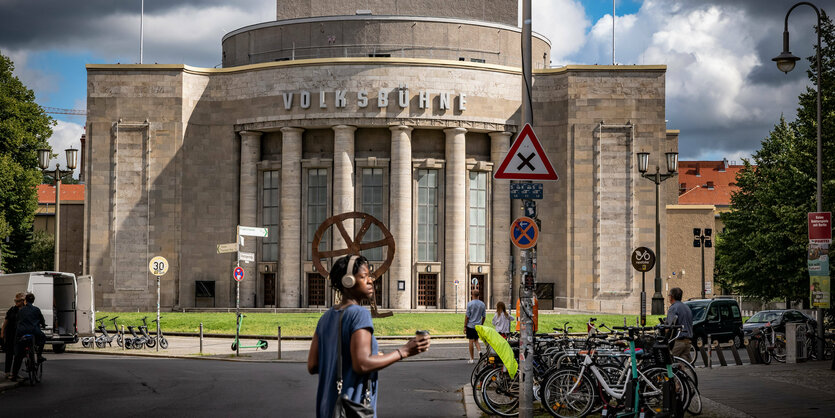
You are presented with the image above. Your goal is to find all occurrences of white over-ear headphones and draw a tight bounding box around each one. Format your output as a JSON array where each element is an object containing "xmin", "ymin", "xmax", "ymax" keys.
[{"xmin": 341, "ymin": 256, "xmax": 359, "ymax": 289}]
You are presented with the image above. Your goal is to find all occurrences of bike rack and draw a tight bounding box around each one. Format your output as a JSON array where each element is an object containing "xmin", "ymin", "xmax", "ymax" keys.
[{"xmin": 699, "ymin": 335, "xmax": 743, "ymax": 367}]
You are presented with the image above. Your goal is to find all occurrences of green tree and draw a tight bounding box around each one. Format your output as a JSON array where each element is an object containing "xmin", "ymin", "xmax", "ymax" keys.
[
  {"xmin": 716, "ymin": 13, "xmax": 834, "ymax": 306},
  {"xmin": 0, "ymin": 51, "xmax": 55, "ymax": 272}
]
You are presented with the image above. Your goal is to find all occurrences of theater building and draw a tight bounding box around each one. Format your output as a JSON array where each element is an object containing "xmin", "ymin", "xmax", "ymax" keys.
[{"xmin": 84, "ymin": 0, "xmax": 679, "ymax": 311}]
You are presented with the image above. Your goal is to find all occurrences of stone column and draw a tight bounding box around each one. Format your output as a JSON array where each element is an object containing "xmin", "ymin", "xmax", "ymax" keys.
[
  {"xmin": 444, "ymin": 127, "xmax": 467, "ymax": 310},
  {"xmin": 280, "ymin": 127, "xmax": 303, "ymax": 307},
  {"xmin": 389, "ymin": 125, "xmax": 413, "ymax": 309},
  {"xmin": 332, "ymin": 125, "xmax": 356, "ymax": 249},
  {"xmin": 490, "ymin": 131, "xmax": 512, "ymax": 307},
  {"xmin": 239, "ymin": 131, "xmax": 261, "ymax": 308}
]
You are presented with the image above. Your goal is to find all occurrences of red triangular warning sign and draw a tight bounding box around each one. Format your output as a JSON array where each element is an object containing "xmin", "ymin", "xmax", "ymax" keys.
[{"xmin": 494, "ymin": 124, "xmax": 558, "ymax": 181}]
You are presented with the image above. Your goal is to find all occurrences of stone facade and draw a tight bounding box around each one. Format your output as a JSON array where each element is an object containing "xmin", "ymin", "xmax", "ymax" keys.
[
  {"xmin": 666, "ymin": 205, "xmax": 716, "ymax": 300},
  {"xmin": 84, "ymin": 4, "xmax": 677, "ymax": 312}
]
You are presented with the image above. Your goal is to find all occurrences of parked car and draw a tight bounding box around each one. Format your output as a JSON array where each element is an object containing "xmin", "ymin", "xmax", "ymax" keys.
[
  {"xmin": 684, "ymin": 298, "xmax": 744, "ymax": 348},
  {"xmin": 743, "ymin": 309, "xmax": 817, "ymax": 338}
]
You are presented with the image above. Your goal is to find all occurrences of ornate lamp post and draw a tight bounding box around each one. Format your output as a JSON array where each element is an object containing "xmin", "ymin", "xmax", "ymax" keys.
[
  {"xmin": 37, "ymin": 147, "xmax": 78, "ymax": 271},
  {"xmin": 637, "ymin": 150, "xmax": 679, "ymax": 314},
  {"xmin": 772, "ymin": 1, "xmax": 826, "ymax": 360}
]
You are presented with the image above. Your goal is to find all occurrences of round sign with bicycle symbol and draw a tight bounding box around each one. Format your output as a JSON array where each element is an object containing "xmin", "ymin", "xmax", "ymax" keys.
[{"xmin": 631, "ymin": 247, "xmax": 656, "ymax": 272}]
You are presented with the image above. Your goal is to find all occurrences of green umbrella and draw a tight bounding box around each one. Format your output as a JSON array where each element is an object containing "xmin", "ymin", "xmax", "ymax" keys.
[{"xmin": 475, "ymin": 325, "xmax": 518, "ymax": 378}]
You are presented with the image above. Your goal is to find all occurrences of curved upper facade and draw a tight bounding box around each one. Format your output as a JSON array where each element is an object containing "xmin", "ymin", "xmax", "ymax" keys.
[{"xmin": 222, "ymin": 13, "xmax": 550, "ymax": 68}]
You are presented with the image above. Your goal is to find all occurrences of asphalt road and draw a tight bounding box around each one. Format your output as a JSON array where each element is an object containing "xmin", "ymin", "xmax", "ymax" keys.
[{"xmin": 0, "ymin": 354, "xmax": 472, "ymax": 417}]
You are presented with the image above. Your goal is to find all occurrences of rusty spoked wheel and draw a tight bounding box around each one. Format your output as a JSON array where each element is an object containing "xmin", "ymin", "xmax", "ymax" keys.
[{"xmin": 312, "ymin": 212, "xmax": 396, "ymax": 317}]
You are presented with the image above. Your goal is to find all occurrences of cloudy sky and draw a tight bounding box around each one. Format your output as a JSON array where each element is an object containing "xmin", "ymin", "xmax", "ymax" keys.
[{"xmin": 0, "ymin": 0, "xmax": 823, "ymax": 171}]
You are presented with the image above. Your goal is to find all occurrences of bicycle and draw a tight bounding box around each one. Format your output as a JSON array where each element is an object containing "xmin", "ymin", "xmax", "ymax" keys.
[
  {"xmin": 19, "ymin": 334, "xmax": 42, "ymax": 385},
  {"xmin": 151, "ymin": 317, "xmax": 169, "ymax": 349}
]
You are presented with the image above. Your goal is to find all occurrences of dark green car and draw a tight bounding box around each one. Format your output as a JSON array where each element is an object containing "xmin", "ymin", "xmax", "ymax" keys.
[{"xmin": 685, "ymin": 298, "xmax": 744, "ymax": 349}]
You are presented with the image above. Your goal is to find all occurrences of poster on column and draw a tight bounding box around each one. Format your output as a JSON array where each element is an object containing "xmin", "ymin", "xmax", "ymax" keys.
[{"xmin": 808, "ymin": 243, "xmax": 830, "ymax": 308}]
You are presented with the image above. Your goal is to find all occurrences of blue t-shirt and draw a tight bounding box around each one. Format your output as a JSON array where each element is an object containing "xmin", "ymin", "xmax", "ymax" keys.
[
  {"xmin": 315, "ymin": 304, "xmax": 379, "ymax": 418},
  {"xmin": 466, "ymin": 299, "xmax": 486, "ymax": 329}
]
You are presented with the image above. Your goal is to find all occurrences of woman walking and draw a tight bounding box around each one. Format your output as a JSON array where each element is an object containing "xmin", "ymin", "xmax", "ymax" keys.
[
  {"xmin": 492, "ymin": 301, "xmax": 512, "ymax": 338},
  {"xmin": 308, "ymin": 255, "xmax": 431, "ymax": 417},
  {"xmin": 2, "ymin": 293, "xmax": 25, "ymax": 380}
]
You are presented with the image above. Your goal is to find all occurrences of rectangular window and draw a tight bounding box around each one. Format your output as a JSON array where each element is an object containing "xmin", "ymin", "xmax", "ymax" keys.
[
  {"xmin": 262, "ymin": 171, "xmax": 279, "ymax": 262},
  {"xmin": 307, "ymin": 168, "xmax": 328, "ymax": 260},
  {"xmin": 361, "ymin": 168, "xmax": 384, "ymax": 260},
  {"xmin": 416, "ymin": 169, "xmax": 438, "ymax": 262},
  {"xmin": 468, "ymin": 171, "xmax": 488, "ymax": 263}
]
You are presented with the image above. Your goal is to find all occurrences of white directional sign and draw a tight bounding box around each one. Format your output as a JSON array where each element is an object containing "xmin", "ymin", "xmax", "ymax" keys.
[
  {"xmin": 494, "ymin": 124, "xmax": 558, "ymax": 181},
  {"xmin": 238, "ymin": 251, "xmax": 255, "ymax": 263},
  {"xmin": 239, "ymin": 235, "xmax": 245, "ymax": 246},
  {"xmin": 239, "ymin": 226, "xmax": 268, "ymax": 237},
  {"xmin": 217, "ymin": 243, "xmax": 238, "ymax": 254}
]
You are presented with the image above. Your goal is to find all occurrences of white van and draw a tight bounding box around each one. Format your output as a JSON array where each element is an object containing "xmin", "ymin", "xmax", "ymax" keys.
[{"xmin": 0, "ymin": 271, "xmax": 95, "ymax": 353}]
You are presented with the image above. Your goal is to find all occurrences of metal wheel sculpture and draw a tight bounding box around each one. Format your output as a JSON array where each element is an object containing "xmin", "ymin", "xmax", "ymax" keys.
[{"xmin": 312, "ymin": 212, "xmax": 396, "ymax": 317}]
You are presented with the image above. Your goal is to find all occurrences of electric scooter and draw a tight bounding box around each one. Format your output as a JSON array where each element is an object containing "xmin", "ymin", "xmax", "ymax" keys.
[{"xmin": 231, "ymin": 313, "xmax": 268, "ymax": 351}]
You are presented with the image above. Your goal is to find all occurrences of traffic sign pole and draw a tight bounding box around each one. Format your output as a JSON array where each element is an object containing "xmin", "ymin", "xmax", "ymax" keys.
[
  {"xmin": 236, "ymin": 226, "xmax": 240, "ymax": 357},
  {"xmin": 148, "ymin": 256, "xmax": 168, "ymax": 353}
]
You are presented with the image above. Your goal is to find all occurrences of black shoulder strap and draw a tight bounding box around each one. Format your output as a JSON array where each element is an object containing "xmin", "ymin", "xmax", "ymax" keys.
[{"xmin": 335, "ymin": 307, "xmax": 373, "ymax": 402}]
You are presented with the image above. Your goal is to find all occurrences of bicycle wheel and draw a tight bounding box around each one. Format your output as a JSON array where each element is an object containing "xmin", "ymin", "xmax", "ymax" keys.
[
  {"xmin": 470, "ymin": 354, "xmax": 490, "ymax": 388},
  {"xmin": 145, "ymin": 336, "xmax": 156, "ymax": 349},
  {"xmin": 472, "ymin": 367, "xmax": 497, "ymax": 415},
  {"xmin": 685, "ymin": 375, "xmax": 702, "ymax": 415},
  {"xmin": 640, "ymin": 367, "xmax": 686, "ymax": 415},
  {"xmin": 481, "ymin": 368, "xmax": 519, "ymax": 417},
  {"xmin": 757, "ymin": 339, "xmax": 771, "ymax": 364},
  {"xmin": 542, "ymin": 369, "xmax": 595, "ymax": 418},
  {"xmin": 95, "ymin": 337, "xmax": 106, "ymax": 348},
  {"xmin": 116, "ymin": 334, "xmax": 123, "ymax": 348},
  {"xmin": 133, "ymin": 339, "xmax": 145, "ymax": 350},
  {"xmin": 674, "ymin": 357, "xmax": 698, "ymax": 388},
  {"xmin": 773, "ymin": 337, "xmax": 786, "ymax": 363},
  {"xmin": 82, "ymin": 337, "xmax": 92, "ymax": 348},
  {"xmin": 25, "ymin": 355, "xmax": 38, "ymax": 386},
  {"xmin": 160, "ymin": 337, "xmax": 168, "ymax": 349}
]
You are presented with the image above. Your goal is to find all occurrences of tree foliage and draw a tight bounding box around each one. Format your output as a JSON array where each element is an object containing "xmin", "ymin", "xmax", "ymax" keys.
[
  {"xmin": 0, "ymin": 51, "xmax": 55, "ymax": 272},
  {"xmin": 716, "ymin": 13, "xmax": 835, "ymax": 304}
]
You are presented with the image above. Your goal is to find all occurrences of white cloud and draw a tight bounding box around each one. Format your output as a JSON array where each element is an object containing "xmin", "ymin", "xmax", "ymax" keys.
[
  {"xmin": 564, "ymin": 0, "xmax": 812, "ymax": 160},
  {"xmin": 525, "ymin": 0, "xmax": 591, "ymax": 64},
  {"xmin": 45, "ymin": 120, "xmax": 84, "ymax": 175}
]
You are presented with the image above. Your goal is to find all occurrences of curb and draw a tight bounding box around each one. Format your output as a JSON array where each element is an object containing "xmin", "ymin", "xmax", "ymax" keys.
[
  {"xmin": 0, "ymin": 380, "xmax": 20, "ymax": 393},
  {"xmin": 65, "ymin": 348, "xmax": 472, "ymax": 363},
  {"xmin": 461, "ymin": 385, "xmax": 481, "ymax": 418}
]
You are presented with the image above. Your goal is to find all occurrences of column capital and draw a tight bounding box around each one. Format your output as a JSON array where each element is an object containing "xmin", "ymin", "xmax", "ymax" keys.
[
  {"xmin": 280, "ymin": 127, "xmax": 304, "ymax": 135},
  {"xmin": 443, "ymin": 127, "xmax": 467, "ymax": 136},
  {"xmin": 332, "ymin": 125, "xmax": 357, "ymax": 133},
  {"xmin": 240, "ymin": 130, "xmax": 263, "ymax": 138},
  {"xmin": 389, "ymin": 125, "xmax": 413, "ymax": 133},
  {"xmin": 488, "ymin": 131, "xmax": 512, "ymax": 138}
]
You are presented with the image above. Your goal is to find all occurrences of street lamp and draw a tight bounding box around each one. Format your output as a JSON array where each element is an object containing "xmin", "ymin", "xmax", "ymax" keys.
[
  {"xmin": 37, "ymin": 147, "xmax": 78, "ymax": 272},
  {"xmin": 693, "ymin": 228, "xmax": 713, "ymax": 299},
  {"xmin": 637, "ymin": 150, "xmax": 679, "ymax": 314},
  {"xmin": 773, "ymin": 1, "xmax": 826, "ymax": 361}
]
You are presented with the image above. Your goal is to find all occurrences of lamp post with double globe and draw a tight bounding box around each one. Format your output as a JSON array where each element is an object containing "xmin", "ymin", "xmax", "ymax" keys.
[
  {"xmin": 637, "ymin": 151, "xmax": 679, "ymax": 314},
  {"xmin": 37, "ymin": 147, "xmax": 78, "ymax": 272}
]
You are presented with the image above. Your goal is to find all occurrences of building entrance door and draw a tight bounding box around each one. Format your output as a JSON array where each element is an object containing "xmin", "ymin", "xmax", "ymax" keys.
[
  {"xmin": 308, "ymin": 273, "xmax": 326, "ymax": 307},
  {"xmin": 470, "ymin": 274, "xmax": 485, "ymax": 301},
  {"xmin": 418, "ymin": 274, "xmax": 438, "ymax": 307},
  {"xmin": 264, "ymin": 273, "xmax": 276, "ymax": 306}
]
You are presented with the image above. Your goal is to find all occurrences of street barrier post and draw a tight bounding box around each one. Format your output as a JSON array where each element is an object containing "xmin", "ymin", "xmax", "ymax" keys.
[
  {"xmin": 277, "ymin": 326, "xmax": 282, "ymax": 360},
  {"xmin": 200, "ymin": 322, "xmax": 204, "ymax": 355}
]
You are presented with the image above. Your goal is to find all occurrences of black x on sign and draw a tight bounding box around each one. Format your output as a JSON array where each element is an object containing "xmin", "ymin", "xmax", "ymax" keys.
[{"xmin": 494, "ymin": 124, "xmax": 558, "ymax": 181}]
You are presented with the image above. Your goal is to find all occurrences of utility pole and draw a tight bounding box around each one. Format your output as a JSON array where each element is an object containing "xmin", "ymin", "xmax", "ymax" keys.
[{"xmin": 519, "ymin": 1, "xmax": 534, "ymax": 417}]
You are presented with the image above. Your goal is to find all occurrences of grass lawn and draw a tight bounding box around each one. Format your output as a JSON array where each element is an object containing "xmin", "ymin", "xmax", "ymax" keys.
[{"xmin": 96, "ymin": 311, "xmax": 665, "ymax": 337}]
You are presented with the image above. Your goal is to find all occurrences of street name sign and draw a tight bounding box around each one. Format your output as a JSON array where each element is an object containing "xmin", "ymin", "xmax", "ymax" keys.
[
  {"xmin": 148, "ymin": 256, "xmax": 169, "ymax": 276},
  {"xmin": 494, "ymin": 124, "xmax": 558, "ymax": 181},
  {"xmin": 239, "ymin": 251, "xmax": 255, "ymax": 263},
  {"xmin": 217, "ymin": 243, "xmax": 238, "ymax": 254},
  {"xmin": 239, "ymin": 226, "xmax": 268, "ymax": 237},
  {"xmin": 510, "ymin": 183, "xmax": 543, "ymax": 200}
]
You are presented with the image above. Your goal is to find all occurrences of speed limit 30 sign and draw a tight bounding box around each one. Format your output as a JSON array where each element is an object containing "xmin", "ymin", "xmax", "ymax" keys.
[{"xmin": 149, "ymin": 256, "xmax": 169, "ymax": 276}]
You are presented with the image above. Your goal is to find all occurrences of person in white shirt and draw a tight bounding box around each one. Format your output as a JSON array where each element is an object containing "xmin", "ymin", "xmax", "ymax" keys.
[{"xmin": 491, "ymin": 301, "xmax": 512, "ymax": 338}]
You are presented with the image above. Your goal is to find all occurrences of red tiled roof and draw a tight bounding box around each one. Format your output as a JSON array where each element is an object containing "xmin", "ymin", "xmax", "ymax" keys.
[
  {"xmin": 678, "ymin": 161, "xmax": 749, "ymax": 206},
  {"xmin": 38, "ymin": 184, "xmax": 85, "ymax": 203}
]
